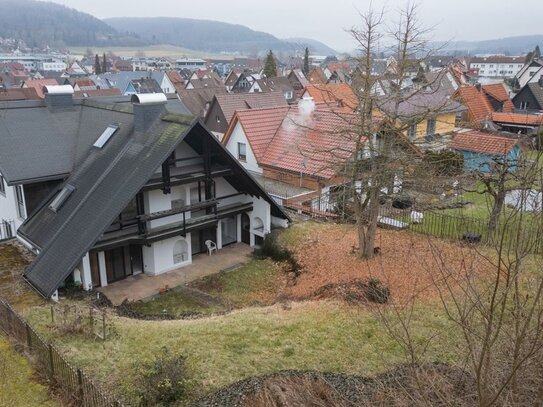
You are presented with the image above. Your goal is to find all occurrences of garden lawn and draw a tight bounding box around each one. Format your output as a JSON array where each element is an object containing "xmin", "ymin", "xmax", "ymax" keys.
[
  {"xmin": 0, "ymin": 336, "xmax": 58, "ymax": 407},
  {"xmin": 23, "ymin": 301, "xmax": 459, "ymax": 405}
]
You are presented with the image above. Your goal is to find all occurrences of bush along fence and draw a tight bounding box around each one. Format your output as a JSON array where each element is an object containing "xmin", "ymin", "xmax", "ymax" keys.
[
  {"xmin": 0, "ymin": 298, "xmax": 123, "ymax": 407},
  {"xmin": 375, "ymin": 205, "xmax": 543, "ymax": 255}
]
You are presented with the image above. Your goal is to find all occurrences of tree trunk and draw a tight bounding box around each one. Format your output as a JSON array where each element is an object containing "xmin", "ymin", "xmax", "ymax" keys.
[
  {"xmin": 360, "ymin": 186, "xmax": 380, "ymax": 257},
  {"xmin": 488, "ymin": 189, "xmax": 505, "ymax": 234}
]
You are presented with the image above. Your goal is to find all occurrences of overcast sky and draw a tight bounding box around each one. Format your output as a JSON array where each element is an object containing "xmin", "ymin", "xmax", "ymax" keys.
[{"xmin": 45, "ymin": 0, "xmax": 543, "ymax": 52}]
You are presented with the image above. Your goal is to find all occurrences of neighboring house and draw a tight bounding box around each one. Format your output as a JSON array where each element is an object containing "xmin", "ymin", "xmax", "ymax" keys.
[
  {"xmin": 203, "ymin": 91, "xmax": 288, "ymax": 136},
  {"xmin": 20, "ymin": 78, "xmax": 59, "ymax": 98},
  {"xmin": 0, "ymin": 62, "xmax": 29, "ymax": 87},
  {"xmin": 449, "ymin": 130, "xmax": 521, "ymax": 172},
  {"xmin": 454, "ymin": 83, "xmax": 543, "ymax": 133},
  {"xmin": 222, "ymin": 100, "xmax": 421, "ymax": 213},
  {"xmin": 453, "ymin": 83, "xmax": 515, "ymax": 128},
  {"xmin": 66, "ymin": 61, "xmax": 88, "ymax": 77},
  {"xmin": 224, "ymin": 68, "xmax": 244, "ymax": 92},
  {"xmin": 0, "ymin": 87, "xmax": 289, "ymax": 299},
  {"xmin": 287, "ymin": 69, "xmax": 309, "ymax": 94},
  {"xmin": 469, "ymin": 56, "xmax": 525, "ymax": 78},
  {"xmin": 302, "ymin": 83, "xmax": 358, "ymax": 112},
  {"xmin": 175, "ymin": 58, "xmax": 207, "ymax": 71},
  {"xmin": 262, "ymin": 77, "xmax": 296, "ymax": 103},
  {"xmin": 375, "ymin": 90, "xmax": 465, "ymax": 144},
  {"xmin": 92, "ymin": 72, "xmax": 176, "ymax": 95},
  {"xmin": 512, "ymin": 79, "xmax": 543, "ymax": 111},
  {"xmin": 515, "ymin": 58, "xmax": 543, "ymax": 88},
  {"xmin": 307, "ymin": 68, "xmax": 328, "ymax": 85},
  {"xmin": 176, "ymin": 87, "xmax": 227, "ymax": 118},
  {"xmin": 231, "ymin": 72, "xmax": 263, "ymax": 93}
]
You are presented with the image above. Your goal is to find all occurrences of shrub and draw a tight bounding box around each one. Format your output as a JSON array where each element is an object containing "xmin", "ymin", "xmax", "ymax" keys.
[
  {"xmin": 365, "ymin": 278, "xmax": 390, "ymax": 304},
  {"xmin": 135, "ymin": 348, "xmax": 188, "ymax": 406},
  {"xmin": 423, "ymin": 150, "xmax": 464, "ymax": 176},
  {"xmin": 254, "ymin": 232, "xmax": 301, "ymax": 276}
]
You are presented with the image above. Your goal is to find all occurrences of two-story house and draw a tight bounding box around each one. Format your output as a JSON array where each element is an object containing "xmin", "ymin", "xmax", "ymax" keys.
[{"xmin": 0, "ymin": 86, "xmax": 289, "ymax": 299}]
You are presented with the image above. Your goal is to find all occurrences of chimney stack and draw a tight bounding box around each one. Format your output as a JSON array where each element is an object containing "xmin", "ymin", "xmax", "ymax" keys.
[
  {"xmin": 43, "ymin": 85, "xmax": 74, "ymax": 110},
  {"xmin": 130, "ymin": 93, "xmax": 168, "ymax": 133}
]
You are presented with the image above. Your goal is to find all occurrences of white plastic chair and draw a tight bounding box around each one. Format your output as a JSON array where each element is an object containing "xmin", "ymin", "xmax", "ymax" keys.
[{"xmin": 205, "ymin": 240, "xmax": 217, "ymax": 256}]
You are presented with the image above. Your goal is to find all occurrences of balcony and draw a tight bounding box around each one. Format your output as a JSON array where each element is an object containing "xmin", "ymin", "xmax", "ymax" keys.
[{"xmin": 94, "ymin": 199, "xmax": 253, "ymax": 250}]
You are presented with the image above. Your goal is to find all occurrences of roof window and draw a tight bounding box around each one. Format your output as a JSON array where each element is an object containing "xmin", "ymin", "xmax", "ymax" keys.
[
  {"xmin": 93, "ymin": 125, "xmax": 119, "ymax": 148},
  {"xmin": 49, "ymin": 184, "xmax": 75, "ymax": 213}
]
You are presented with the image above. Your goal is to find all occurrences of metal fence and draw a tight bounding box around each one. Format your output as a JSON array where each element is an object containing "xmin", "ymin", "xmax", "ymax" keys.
[
  {"xmin": 0, "ymin": 298, "xmax": 122, "ymax": 407},
  {"xmin": 0, "ymin": 219, "xmax": 15, "ymax": 241},
  {"xmin": 375, "ymin": 205, "xmax": 543, "ymax": 255}
]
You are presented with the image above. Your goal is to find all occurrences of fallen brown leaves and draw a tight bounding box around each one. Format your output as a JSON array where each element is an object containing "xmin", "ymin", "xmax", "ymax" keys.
[{"xmin": 283, "ymin": 224, "xmax": 491, "ymax": 304}]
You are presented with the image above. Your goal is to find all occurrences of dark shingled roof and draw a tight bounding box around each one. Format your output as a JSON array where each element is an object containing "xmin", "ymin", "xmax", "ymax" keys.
[
  {"xmin": 15, "ymin": 102, "xmax": 288, "ymax": 298},
  {"xmin": 0, "ymin": 96, "xmax": 190, "ymax": 185}
]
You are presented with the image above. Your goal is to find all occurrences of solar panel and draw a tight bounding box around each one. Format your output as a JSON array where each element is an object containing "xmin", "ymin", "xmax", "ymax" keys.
[{"xmin": 93, "ymin": 125, "xmax": 119, "ymax": 148}]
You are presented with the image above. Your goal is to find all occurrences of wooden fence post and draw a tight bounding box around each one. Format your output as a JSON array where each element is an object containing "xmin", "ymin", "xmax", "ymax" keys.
[
  {"xmin": 50, "ymin": 306, "xmax": 55, "ymax": 324},
  {"xmin": 26, "ymin": 323, "xmax": 32, "ymax": 351},
  {"xmin": 48, "ymin": 343, "xmax": 55, "ymax": 379},
  {"xmin": 77, "ymin": 368, "xmax": 84, "ymax": 403},
  {"xmin": 102, "ymin": 311, "xmax": 106, "ymax": 341}
]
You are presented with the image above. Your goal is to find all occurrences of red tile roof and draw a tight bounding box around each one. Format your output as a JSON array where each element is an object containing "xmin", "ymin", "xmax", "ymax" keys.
[
  {"xmin": 450, "ymin": 131, "xmax": 519, "ymax": 155},
  {"xmin": 0, "ymin": 87, "xmax": 40, "ymax": 101},
  {"xmin": 213, "ymin": 91, "xmax": 288, "ymax": 125},
  {"xmin": 304, "ymin": 83, "xmax": 358, "ymax": 112},
  {"xmin": 73, "ymin": 88, "xmax": 122, "ymax": 98},
  {"xmin": 491, "ymin": 112, "xmax": 543, "ymax": 126},
  {"xmin": 260, "ymin": 108, "xmax": 358, "ymax": 178},
  {"xmin": 454, "ymin": 84, "xmax": 515, "ymax": 127}
]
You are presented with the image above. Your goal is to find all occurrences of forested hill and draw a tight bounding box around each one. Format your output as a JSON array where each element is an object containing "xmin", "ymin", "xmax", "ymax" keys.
[
  {"xmin": 105, "ymin": 17, "xmax": 336, "ymax": 55},
  {"xmin": 0, "ymin": 0, "xmax": 146, "ymax": 47}
]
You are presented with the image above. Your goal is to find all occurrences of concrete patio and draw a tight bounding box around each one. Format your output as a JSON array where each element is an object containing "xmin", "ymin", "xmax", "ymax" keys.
[{"xmin": 97, "ymin": 243, "xmax": 253, "ymax": 305}]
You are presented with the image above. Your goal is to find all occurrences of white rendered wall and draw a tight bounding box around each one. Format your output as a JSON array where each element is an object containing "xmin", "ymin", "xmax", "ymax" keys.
[
  {"xmin": 143, "ymin": 234, "xmax": 192, "ymax": 276},
  {"xmin": 224, "ymin": 122, "xmax": 263, "ymax": 174},
  {"xmin": 0, "ymin": 181, "xmax": 26, "ymax": 231}
]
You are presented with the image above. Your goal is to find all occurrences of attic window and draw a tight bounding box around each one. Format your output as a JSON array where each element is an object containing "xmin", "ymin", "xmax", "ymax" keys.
[
  {"xmin": 49, "ymin": 184, "xmax": 75, "ymax": 213},
  {"xmin": 93, "ymin": 125, "xmax": 119, "ymax": 148}
]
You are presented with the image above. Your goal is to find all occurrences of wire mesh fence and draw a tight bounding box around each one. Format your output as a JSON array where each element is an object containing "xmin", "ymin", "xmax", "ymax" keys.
[{"xmin": 0, "ymin": 298, "xmax": 122, "ymax": 407}]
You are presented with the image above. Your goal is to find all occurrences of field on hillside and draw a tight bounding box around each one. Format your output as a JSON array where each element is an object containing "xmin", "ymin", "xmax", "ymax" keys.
[{"xmin": 68, "ymin": 44, "xmax": 235, "ymax": 60}]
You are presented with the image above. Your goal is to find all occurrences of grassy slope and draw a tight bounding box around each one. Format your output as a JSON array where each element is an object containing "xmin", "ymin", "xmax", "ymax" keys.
[
  {"xmin": 24, "ymin": 301, "xmax": 458, "ymax": 404},
  {"xmin": 0, "ymin": 336, "xmax": 58, "ymax": 407}
]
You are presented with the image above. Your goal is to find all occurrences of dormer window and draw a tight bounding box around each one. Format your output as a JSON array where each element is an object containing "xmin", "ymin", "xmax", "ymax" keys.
[
  {"xmin": 93, "ymin": 125, "xmax": 119, "ymax": 149},
  {"xmin": 49, "ymin": 184, "xmax": 75, "ymax": 213}
]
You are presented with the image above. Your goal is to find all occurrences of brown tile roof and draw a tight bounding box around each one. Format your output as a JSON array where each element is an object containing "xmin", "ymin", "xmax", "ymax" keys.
[
  {"xmin": 213, "ymin": 91, "xmax": 288, "ymax": 125},
  {"xmin": 450, "ymin": 131, "xmax": 519, "ymax": 155},
  {"xmin": 307, "ymin": 68, "xmax": 328, "ymax": 85},
  {"xmin": 73, "ymin": 88, "xmax": 122, "ymax": 98},
  {"xmin": 0, "ymin": 87, "xmax": 40, "ymax": 101},
  {"xmin": 491, "ymin": 112, "xmax": 543, "ymax": 126},
  {"xmin": 304, "ymin": 83, "xmax": 358, "ymax": 112},
  {"xmin": 22, "ymin": 78, "xmax": 59, "ymax": 98}
]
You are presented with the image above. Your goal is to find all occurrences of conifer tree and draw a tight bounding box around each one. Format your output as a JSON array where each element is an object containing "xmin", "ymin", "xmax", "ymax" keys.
[
  {"xmin": 263, "ymin": 50, "xmax": 277, "ymax": 78},
  {"xmin": 303, "ymin": 47, "xmax": 310, "ymax": 74},
  {"xmin": 94, "ymin": 54, "xmax": 101, "ymax": 74},
  {"xmin": 102, "ymin": 52, "xmax": 107, "ymax": 73}
]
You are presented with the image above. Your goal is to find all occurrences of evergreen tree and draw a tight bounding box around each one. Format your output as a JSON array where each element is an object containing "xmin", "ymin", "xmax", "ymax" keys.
[
  {"xmin": 535, "ymin": 45, "xmax": 541, "ymax": 59},
  {"xmin": 102, "ymin": 52, "xmax": 107, "ymax": 73},
  {"xmin": 263, "ymin": 50, "xmax": 277, "ymax": 78},
  {"xmin": 303, "ymin": 47, "xmax": 310, "ymax": 74},
  {"xmin": 94, "ymin": 54, "xmax": 101, "ymax": 74}
]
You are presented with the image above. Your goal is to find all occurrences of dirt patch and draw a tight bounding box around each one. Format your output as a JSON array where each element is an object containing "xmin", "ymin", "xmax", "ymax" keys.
[
  {"xmin": 194, "ymin": 364, "xmax": 477, "ymax": 407},
  {"xmin": 284, "ymin": 225, "xmax": 490, "ymax": 303}
]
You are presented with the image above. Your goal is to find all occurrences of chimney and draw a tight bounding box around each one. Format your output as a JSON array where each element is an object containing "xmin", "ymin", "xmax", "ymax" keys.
[
  {"xmin": 43, "ymin": 85, "xmax": 74, "ymax": 110},
  {"xmin": 475, "ymin": 83, "xmax": 482, "ymax": 92},
  {"xmin": 130, "ymin": 93, "xmax": 168, "ymax": 133}
]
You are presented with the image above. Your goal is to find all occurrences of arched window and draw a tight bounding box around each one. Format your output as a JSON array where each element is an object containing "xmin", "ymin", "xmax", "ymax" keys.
[
  {"xmin": 253, "ymin": 217, "xmax": 264, "ymax": 233},
  {"xmin": 173, "ymin": 239, "xmax": 189, "ymax": 264}
]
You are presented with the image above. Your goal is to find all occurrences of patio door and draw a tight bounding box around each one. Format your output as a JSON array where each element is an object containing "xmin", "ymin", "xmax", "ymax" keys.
[
  {"xmin": 220, "ymin": 216, "xmax": 237, "ymax": 246},
  {"xmin": 191, "ymin": 227, "xmax": 217, "ymax": 255},
  {"xmin": 129, "ymin": 245, "xmax": 143, "ymax": 275},
  {"xmin": 241, "ymin": 214, "xmax": 251, "ymax": 244},
  {"xmin": 105, "ymin": 246, "xmax": 132, "ymax": 283},
  {"xmin": 89, "ymin": 252, "xmax": 101, "ymax": 288}
]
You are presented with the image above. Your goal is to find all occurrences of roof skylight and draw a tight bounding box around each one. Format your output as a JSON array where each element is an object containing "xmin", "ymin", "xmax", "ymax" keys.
[
  {"xmin": 49, "ymin": 184, "xmax": 75, "ymax": 213},
  {"xmin": 93, "ymin": 125, "xmax": 119, "ymax": 149}
]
